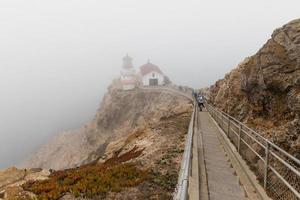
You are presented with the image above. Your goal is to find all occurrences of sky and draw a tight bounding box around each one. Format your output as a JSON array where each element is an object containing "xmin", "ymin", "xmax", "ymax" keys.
[{"xmin": 0, "ymin": 0, "xmax": 299, "ymax": 168}]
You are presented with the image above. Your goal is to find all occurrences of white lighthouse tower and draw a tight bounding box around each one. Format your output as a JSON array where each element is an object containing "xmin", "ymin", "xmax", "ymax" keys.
[{"xmin": 120, "ymin": 54, "xmax": 136, "ymax": 90}]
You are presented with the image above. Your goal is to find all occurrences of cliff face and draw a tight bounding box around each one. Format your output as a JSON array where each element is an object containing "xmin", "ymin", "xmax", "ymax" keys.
[
  {"xmin": 1, "ymin": 82, "xmax": 192, "ymax": 199},
  {"xmin": 209, "ymin": 19, "xmax": 300, "ymax": 158},
  {"xmin": 22, "ymin": 81, "xmax": 193, "ymax": 170}
]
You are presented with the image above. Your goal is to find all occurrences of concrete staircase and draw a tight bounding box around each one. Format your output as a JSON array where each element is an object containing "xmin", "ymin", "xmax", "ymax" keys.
[{"xmin": 199, "ymin": 112, "xmax": 246, "ymax": 200}]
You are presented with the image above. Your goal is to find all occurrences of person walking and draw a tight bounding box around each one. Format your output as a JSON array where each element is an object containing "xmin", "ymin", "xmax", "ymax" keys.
[
  {"xmin": 192, "ymin": 90, "xmax": 198, "ymax": 100},
  {"xmin": 197, "ymin": 94, "xmax": 205, "ymax": 111}
]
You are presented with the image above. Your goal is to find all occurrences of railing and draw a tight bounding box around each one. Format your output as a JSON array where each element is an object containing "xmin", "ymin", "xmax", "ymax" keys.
[
  {"xmin": 138, "ymin": 86, "xmax": 197, "ymax": 199},
  {"xmin": 206, "ymin": 104, "xmax": 300, "ymax": 200},
  {"xmin": 174, "ymin": 104, "xmax": 196, "ymax": 200},
  {"xmin": 140, "ymin": 85, "xmax": 195, "ymax": 200}
]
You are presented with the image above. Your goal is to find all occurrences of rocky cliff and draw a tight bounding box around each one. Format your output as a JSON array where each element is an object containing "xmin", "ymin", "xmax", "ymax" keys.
[
  {"xmin": 1, "ymin": 81, "xmax": 192, "ymax": 199},
  {"xmin": 209, "ymin": 19, "xmax": 300, "ymax": 158},
  {"xmin": 22, "ymin": 80, "xmax": 193, "ymax": 170}
]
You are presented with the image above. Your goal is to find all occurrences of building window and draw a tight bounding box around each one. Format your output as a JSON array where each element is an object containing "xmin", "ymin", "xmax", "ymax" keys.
[{"xmin": 152, "ymin": 73, "xmax": 155, "ymax": 77}]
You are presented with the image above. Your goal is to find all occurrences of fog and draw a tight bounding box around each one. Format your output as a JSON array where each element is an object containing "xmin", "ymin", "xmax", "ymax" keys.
[{"xmin": 0, "ymin": 0, "xmax": 299, "ymax": 168}]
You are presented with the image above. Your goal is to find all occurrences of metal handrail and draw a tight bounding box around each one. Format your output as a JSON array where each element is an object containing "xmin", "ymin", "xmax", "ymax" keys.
[
  {"xmin": 209, "ymin": 105, "xmax": 300, "ymax": 167},
  {"xmin": 138, "ymin": 86, "xmax": 196, "ymax": 200},
  {"xmin": 206, "ymin": 104, "xmax": 300, "ymax": 199},
  {"xmin": 174, "ymin": 104, "xmax": 196, "ymax": 200}
]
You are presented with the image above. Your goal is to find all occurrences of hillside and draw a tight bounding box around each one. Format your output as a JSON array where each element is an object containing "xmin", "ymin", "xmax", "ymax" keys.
[
  {"xmin": 22, "ymin": 80, "xmax": 192, "ymax": 170},
  {"xmin": 0, "ymin": 81, "xmax": 193, "ymax": 199},
  {"xmin": 209, "ymin": 19, "xmax": 300, "ymax": 158}
]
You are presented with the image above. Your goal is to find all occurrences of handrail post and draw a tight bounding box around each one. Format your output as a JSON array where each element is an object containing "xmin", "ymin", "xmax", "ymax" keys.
[
  {"xmin": 221, "ymin": 113, "xmax": 224, "ymax": 129},
  {"xmin": 214, "ymin": 108, "xmax": 216, "ymax": 121},
  {"xmin": 264, "ymin": 141, "xmax": 270, "ymax": 189},
  {"xmin": 238, "ymin": 123, "xmax": 242, "ymax": 153},
  {"xmin": 227, "ymin": 116, "xmax": 230, "ymax": 135}
]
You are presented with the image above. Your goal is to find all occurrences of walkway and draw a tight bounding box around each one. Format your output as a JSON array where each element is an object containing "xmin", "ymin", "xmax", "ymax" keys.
[
  {"xmin": 197, "ymin": 111, "xmax": 246, "ymax": 200},
  {"xmin": 151, "ymin": 86, "xmax": 300, "ymax": 200}
]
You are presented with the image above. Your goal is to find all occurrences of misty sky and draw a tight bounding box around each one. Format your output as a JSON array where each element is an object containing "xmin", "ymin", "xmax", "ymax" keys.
[{"xmin": 0, "ymin": 0, "xmax": 299, "ymax": 168}]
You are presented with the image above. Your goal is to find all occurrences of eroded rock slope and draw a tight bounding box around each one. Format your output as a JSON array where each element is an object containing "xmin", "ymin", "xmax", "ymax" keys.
[
  {"xmin": 1, "ymin": 81, "xmax": 192, "ymax": 199},
  {"xmin": 209, "ymin": 19, "xmax": 300, "ymax": 158},
  {"xmin": 22, "ymin": 81, "xmax": 192, "ymax": 170}
]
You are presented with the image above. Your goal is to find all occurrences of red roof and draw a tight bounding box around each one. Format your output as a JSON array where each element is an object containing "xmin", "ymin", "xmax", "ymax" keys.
[{"xmin": 140, "ymin": 62, "xmax": 163, "ymax": 76}]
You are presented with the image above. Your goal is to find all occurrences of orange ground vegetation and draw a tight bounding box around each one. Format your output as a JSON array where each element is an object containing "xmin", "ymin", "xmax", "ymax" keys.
[{"xmin": 22, "ymin": 147, "xmax": 147, "ymax": 200}]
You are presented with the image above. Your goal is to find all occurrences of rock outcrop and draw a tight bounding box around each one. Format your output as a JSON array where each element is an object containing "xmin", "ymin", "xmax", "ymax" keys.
[
  {"xmin": 22, "ymin": 80, "xmax": 193, "ymax": 170},
  {"xmin": 0, "ymin": 167, "xmax": 49, "ymax": 199},
  {"xmin": 2, "ymin": 82, "xmax": 192, "ymax": 199},
  {"xmin": 209, "ymin": 19, "xmax": 300, "ymax": 158}
]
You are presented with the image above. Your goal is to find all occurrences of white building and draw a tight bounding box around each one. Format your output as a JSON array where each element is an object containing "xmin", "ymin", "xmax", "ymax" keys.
[
  {"xmin": 120, "ymin": 54, "xmax": 136, "ymax": 90},
  {"xmin": 140, "ymin": 61, "xmax": 164, "ymax": 86}
]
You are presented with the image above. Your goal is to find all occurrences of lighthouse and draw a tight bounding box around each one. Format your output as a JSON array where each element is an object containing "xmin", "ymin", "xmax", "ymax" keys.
[{"xmin": 120, "ymin": 54, "xmax": 136, "ymax": 90}]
